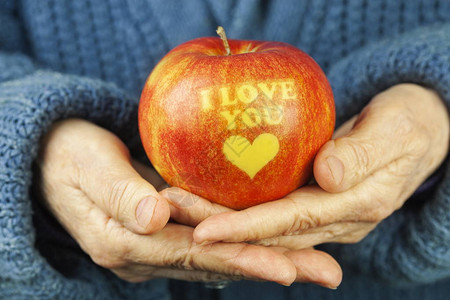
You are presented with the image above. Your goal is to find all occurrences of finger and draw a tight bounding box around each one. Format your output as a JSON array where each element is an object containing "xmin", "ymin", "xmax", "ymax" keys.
[
  {"xmin": 147, "ymin": 268, "xmax": 237, "ymax": 282},
  {"xmin": 285, "ymin": 249, "xmax": 342, "ymax": 289},
  {"xmin": 95, "ymin": 220, "xmax": 297, "ymax": 286},
  {"xmin": 151, "ymin": 224, "xmax": 297, "ymax": 285},
  {"xmin": 253, "ymin": 222, "xmax": 376, "ymax": 250},
  {"xmin": 147, "ymin": 268, "xmax": 236, "ymax": 282},
  {"xmin": 112, "ymin": 264, "xmax": 240, "ymax": 283},
  {"xmin": 193, "ymin": 185, "xmax": 355, "ymax": 244},
  {"xmin": 314, "ymin": 90, "xmax": 429, "ymax": 193},
  {"xmin": 161, "ymin": 187, "xmax": 233, "ymax": 226},
  {"xmin": 114, "ymin": 248, "xmax": 342, "ymax": 288},
  {"xmin": 56, "ymin": 119, "xmax": 170, "ymax": 234}
]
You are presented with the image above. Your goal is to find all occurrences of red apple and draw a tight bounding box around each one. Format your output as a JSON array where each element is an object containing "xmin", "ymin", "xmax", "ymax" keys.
[{"xmin": 139, "ymin": 27, "xmax": 335, "ymax": 210}]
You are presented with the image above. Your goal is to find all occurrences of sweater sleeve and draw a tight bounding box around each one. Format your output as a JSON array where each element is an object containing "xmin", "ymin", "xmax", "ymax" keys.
[
  {"xmin": 0, "ymin": 22, "xmax": 169, "ymax": 300},
  {"xmin": 0, "ymin": 68, "xmax": 162, "ymax": 298},
  {"xmin": 324, "ymin": 23, "xmax": 450, "ymax": 285}
]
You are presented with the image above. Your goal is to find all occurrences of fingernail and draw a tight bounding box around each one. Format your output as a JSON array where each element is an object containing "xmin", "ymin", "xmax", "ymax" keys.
[
  {"xmin": 326, "ymin": 156, "xmax": 344, "ymax": 185},
  {"xmin": 323, "ymin": 282, "xmax": 339, "ymax": 290},
  {"xmin": 136, "ymin": 197, "xmax": 157, "ymax": 228}
]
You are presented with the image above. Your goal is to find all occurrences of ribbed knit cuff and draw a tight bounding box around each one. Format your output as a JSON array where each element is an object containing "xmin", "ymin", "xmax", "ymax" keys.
[{"xmin": 325, "ymin": 23, "xmax": 450, "ymax": 285}]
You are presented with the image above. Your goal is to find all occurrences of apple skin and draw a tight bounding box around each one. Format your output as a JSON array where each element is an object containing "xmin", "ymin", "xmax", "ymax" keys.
[{"xmin": 139, "ymin": 37, "xmax": 335, "ymax": 210}]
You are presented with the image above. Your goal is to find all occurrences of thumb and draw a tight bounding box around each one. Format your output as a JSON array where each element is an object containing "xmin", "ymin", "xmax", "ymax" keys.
[
  {"xmin": 67, "ymin": 119, "xmax": 170, "ymax": 234},
  {"xmin": 313, "ymin": 91, "xmax": 418, "ymax": 193}
]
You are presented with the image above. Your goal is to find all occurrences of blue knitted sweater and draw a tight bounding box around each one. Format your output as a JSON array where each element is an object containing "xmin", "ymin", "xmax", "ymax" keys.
[{"xmin": 0, "ymin": 0, "xmax": 449, "ymax": 299}]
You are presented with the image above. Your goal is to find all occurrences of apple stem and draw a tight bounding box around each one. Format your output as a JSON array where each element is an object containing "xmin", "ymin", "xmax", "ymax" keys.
[{"xmin": 216, "ymin": 26, "xmax": 231, "ymax": 56}]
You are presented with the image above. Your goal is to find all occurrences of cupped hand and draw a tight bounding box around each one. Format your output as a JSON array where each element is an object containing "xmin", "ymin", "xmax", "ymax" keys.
[
  {"xmin": 189, "ymin": 83, "xmax": 449, "ymax": 249},
  {"xmin": 36, "ymin": 119, "xmax": 342, "ymax": 288}
]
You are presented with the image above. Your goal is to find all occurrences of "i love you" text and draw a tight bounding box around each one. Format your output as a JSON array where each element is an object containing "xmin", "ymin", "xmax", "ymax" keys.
[{"xmin": 198, "ymin": 80, "xmax": 297, "ymax": 129}]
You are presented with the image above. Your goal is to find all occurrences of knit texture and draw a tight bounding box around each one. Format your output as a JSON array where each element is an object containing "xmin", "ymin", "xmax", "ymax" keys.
[{"xmin": 0, "ymin": 0, "xmax": 449, "ymax": 299}]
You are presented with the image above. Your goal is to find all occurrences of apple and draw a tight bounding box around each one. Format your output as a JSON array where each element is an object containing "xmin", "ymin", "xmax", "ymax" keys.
[{"xmin": 139, "ymin": 27, "xmax": 335, "ymax": 210}]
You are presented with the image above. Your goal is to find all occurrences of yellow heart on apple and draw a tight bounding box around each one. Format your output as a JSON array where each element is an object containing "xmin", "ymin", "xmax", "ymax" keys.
[{"xmin": 223, "ymin": 133, "xmax": 280, "ymax": 179}]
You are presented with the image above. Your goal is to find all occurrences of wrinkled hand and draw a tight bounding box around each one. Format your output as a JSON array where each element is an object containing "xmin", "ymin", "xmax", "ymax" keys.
[
  {"xmin": 189, "ymin": 84, "xmax": 449, "ymax": 249},
  {"xmin": 36, "ymin": 119, "xmax": 342, "ymax": 288}
]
